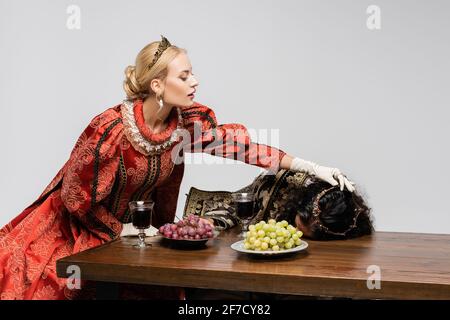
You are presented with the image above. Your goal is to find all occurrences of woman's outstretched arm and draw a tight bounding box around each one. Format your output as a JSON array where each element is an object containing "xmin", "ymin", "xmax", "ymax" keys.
[
  {"xmin": 279, "ymin": 154, "xmax": 294, "ymax": 170},
  {"xmin": 181, "ymin": 102, "xmax": 286, "ymax": 173},
  {"xmin": 180, "ymin": 102, "xmax": 355, "ymax": 192}
]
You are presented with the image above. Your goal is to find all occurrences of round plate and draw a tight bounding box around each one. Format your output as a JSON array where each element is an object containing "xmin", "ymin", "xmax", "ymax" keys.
[
  {"xmin": 230, "ymin": 239, "xmax": 308, "ymax": 256},
  {"xmin": 159, "ymin": 230, "xmax": 220, "ymax": 249}
]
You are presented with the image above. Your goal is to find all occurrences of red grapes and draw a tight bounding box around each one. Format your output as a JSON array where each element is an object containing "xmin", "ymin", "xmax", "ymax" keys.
[{"xmin": 159, "ymin": 214, "xmax": 214, "ymax": 240}]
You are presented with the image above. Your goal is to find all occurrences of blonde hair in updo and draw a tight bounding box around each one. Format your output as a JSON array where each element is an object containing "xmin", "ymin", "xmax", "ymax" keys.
[{"xmin": 123, "ymin": 40, "xmax": 186, "ymax": 100}]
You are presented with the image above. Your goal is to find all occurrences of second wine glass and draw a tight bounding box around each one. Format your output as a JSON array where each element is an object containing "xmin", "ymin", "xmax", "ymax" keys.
[
  {"xmin": 129, "ymin": 200, "xmax": 154, "ymax": 248},
  {"xmin": 231, "ymin": 192, "xmax": 255, "ymax": 238}
]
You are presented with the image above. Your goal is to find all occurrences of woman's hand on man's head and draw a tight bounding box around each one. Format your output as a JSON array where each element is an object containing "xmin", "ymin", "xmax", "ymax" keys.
[{"xmin": 290, "ymin": 157, "xmax": 356, "ymax": 193}]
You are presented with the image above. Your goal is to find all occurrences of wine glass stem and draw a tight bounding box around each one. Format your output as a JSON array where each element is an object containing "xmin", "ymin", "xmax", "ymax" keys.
[
  {"xmin": 138, "ymin": 230, "xmax": 146, "ymax": 248},
  {"xmin": 240, "ymin": 219, "xmax": 249, "ymax": 237}
]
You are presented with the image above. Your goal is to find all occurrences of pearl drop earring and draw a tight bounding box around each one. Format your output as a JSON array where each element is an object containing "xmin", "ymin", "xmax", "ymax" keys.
[{"xmin": 158, "ymin": 96, "xmax": 163, "ymax": 111}]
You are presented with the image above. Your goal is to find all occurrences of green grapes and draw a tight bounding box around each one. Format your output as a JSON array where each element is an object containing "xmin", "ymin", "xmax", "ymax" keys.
[{"xmin": 243, "ymin": 220, "xmax": 303, "ymax": 251}]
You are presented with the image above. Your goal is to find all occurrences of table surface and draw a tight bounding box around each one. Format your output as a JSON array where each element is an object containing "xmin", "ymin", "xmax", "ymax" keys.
[{"xmin": 56, "ymin": 228, "xmax": 450, "ymax": 299}]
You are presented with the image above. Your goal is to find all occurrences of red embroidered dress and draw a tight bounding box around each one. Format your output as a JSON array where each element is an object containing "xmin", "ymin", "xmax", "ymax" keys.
[{"xmin": 0, "ymin": 99, "xmax": 286, "ymax": 299}]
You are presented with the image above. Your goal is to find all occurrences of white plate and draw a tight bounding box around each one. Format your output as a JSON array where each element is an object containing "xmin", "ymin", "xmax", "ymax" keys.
[{"xmin": 231, "ymin": 240, "xmax": 308, "ymax": 256}]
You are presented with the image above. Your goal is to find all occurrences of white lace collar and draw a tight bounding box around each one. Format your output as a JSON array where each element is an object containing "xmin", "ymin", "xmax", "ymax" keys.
[{"xmin": 120, "ymin": 99, "xmax": 184, "ymax": 156}]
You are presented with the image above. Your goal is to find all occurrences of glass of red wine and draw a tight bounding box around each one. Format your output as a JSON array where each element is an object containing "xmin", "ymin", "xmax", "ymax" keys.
[
  {"xmin": 129, "ymin": 200, "xmax": 154, "ymax": 248},
  {"xmin": 231, "ymin": 192, "xmax": 255, "ymax": 237}
]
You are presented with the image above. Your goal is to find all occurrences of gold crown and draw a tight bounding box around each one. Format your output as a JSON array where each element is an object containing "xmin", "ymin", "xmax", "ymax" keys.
[
  {"xmin": 312, "ymin": 185, "xmax": 364, "ymax": 237},
  {"xmin": 148, "ymin": 35, "xmax": 172, "ymax": 70}
]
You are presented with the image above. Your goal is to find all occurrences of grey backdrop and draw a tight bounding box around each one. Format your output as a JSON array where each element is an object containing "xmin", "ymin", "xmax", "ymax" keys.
[{"xmin": 1, "ymin": 0, "xmax": 449, "ymax": 233}]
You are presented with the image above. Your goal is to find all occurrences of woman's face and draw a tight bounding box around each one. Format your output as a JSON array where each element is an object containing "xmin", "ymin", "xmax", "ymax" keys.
[{"xmin": 157, "ymin": 52, "xmax": 199, "ymax": 109}]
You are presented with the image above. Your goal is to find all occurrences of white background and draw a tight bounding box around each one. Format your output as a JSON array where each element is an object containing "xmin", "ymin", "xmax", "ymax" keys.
[{"xmin": 1, "ymin": 0, "xmax": 449, "ymax": 233}]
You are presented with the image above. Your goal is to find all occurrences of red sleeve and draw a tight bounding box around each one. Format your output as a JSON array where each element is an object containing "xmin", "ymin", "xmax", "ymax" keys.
[
  {"xmin": 61, "ymin": 110, "xmax": 124, "ymax": 241},
  {"xmin": 181, "ymin": 102, "xmax": 286, "ymax": 173}
]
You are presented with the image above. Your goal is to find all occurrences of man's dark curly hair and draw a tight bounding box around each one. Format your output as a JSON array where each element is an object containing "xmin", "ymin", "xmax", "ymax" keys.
[{"xmin": 278, "ymin": 178, "xmax": 374, "ymax": 240}]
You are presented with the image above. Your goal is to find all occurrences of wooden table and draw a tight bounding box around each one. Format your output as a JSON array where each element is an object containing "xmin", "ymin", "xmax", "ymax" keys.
[{"xmin": 56, "ymin": 228, "xmax": 450, "ymax": 300}]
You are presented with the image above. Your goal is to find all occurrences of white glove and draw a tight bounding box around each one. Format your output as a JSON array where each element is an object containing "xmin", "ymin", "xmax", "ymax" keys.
[{"xmin": 290, "ymin": 157, "xmax": 356, "ymax": 192}]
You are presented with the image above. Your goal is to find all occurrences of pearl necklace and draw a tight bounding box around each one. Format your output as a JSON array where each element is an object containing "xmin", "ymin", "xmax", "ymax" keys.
[{"xmin": 121, "ymin": 99, "xmax": 185, "ymax": 156}]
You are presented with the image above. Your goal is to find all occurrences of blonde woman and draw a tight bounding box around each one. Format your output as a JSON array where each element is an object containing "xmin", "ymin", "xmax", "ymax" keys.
[{"xmin": 0, "ymin": 36, "xmax": 355, "ymax": 300}]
